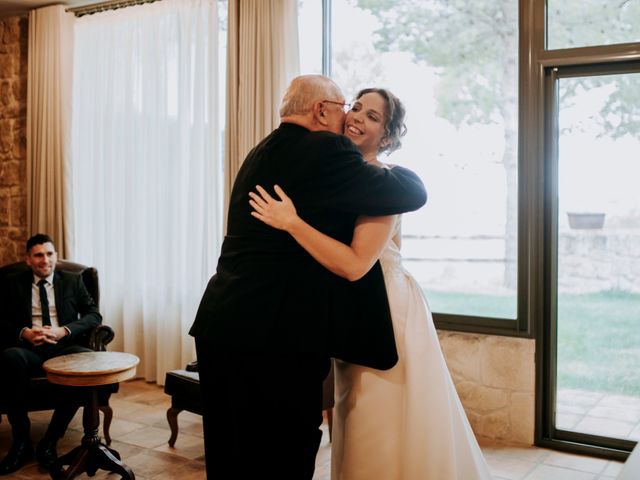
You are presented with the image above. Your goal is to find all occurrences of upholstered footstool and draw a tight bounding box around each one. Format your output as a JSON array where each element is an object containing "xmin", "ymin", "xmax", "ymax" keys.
[{"xmin": 164, "ymin": 364, "xmax": 202, "ymax": 447}]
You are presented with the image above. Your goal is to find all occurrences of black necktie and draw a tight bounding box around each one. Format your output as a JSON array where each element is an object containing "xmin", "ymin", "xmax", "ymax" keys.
[{"xmin": 38, "ymin": 279, "xmax": 51, "ymax": 327}]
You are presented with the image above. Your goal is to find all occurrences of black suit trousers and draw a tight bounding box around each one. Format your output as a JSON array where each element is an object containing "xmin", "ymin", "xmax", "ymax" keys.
[
  {"xmin": 1, "ymin": 343, "xmax": 92, "ymax": 441},
  {"xmin": 196, "ymin": 339, "xmax": 330, "ymax": 480}
]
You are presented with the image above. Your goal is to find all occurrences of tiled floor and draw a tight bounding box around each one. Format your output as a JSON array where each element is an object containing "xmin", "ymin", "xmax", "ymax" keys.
[
  {"xmin": 0, "ymin": 379, "xmax": 626, "ymax": 479},
  {"xmin": 557, "ymin": 388, "xmax": 640, "ymax": 441}
]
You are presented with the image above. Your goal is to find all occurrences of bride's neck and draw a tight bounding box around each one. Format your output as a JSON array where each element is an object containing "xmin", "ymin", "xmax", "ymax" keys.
[{"xmin": 363, "ymin": 151, "xmax": 382, "ymax": 166}]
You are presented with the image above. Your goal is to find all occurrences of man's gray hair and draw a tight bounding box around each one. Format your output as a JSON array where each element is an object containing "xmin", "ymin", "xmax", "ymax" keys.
[{"xmin": 279, "ymin": 75, "xmax": 343, "ymax": 117}]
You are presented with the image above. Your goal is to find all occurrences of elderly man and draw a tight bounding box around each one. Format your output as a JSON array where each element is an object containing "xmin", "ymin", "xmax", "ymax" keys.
[
  {"xmin": 190, "ymin": 75, "xmax": 426, "ymax": 479},
  {"xmin": 0, "ymin": 234, "xmax": 102, "ymax": 475}
]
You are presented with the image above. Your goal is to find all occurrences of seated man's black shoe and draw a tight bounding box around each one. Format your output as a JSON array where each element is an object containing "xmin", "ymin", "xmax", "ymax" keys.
[
  {"xmin": 35, "ymin": 437, "xmax": 58, "ymax": 469},
  {"xmin": 0, "ymin": 440, "xmax": 34, "ymax": 475}
]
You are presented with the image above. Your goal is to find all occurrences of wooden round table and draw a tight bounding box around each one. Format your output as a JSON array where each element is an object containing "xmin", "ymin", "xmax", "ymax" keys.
[{"xmin": 43, "ymin": 351, "xmax": 140, "ymax": 480}]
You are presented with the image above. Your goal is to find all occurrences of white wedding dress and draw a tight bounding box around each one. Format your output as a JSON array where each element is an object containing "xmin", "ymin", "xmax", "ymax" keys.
[{"xmin": 331, "ymin": 216, "xmax": 492, "ymax": 480}]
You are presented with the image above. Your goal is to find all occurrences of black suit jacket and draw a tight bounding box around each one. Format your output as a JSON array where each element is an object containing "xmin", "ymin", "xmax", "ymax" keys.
[
  {"xmin": 189, "ymin": 123, "xmax": 427, "ymax": 369},
  {"xmin": 0, "ymin": 269, "xmax": 102, "ymax": 350}
]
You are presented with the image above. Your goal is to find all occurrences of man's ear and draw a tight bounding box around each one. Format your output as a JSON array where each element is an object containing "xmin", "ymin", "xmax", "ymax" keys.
[{"xmin": 313, "ymin": 101, "xmax": 329, "ymax": 127}]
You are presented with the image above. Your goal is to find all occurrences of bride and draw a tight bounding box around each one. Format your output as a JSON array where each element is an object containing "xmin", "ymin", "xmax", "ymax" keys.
[{"xmin": 249, "ymin": 87, "xmax": 492, "ymax": 480}]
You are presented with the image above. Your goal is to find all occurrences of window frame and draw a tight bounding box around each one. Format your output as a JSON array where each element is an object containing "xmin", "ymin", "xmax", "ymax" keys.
[
  {"xmin": 533, "ymin": 1, "xmax": 640, "ymax": 460},
  {"xmin": 318, "ymin": 0, "xmax": 640, "ymax": 459},
  {"xmin": 537, "ymin": 59, "xmax": 640, "ymax": 461}
]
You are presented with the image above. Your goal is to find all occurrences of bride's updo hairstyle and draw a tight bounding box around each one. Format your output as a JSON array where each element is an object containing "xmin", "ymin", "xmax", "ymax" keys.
[{"xmin": 355, "ymin": 88, "xmax": 407, "ymax": 155}]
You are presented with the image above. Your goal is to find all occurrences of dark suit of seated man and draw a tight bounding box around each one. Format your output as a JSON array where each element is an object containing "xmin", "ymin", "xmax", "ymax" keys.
[{"xmin": 0, "ymin": 233, "xmax": 102, "ymax": 475}]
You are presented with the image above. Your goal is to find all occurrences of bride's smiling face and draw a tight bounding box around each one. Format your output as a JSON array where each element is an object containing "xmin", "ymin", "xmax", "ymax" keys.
[{"xmin": 344, "ymin": 92, "xmax": 388, "ymax": 161}]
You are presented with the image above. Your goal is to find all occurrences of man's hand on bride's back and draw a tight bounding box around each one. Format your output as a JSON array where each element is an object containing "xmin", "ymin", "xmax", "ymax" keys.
[{"xmin": 249, "ymin": 185, "xmax": 299, "ymax": 232}]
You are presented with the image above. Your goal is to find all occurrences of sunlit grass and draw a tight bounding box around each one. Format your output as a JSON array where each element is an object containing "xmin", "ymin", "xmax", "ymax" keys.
[
  {"xmin": 557, "ymin": 291, "xmax": 640, "ymax": 396},
  {"xmin": 425, "ymin": 290, "xmax": 517, "ymax": 319}
]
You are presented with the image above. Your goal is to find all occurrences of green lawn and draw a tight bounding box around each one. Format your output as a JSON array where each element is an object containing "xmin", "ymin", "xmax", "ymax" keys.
[
  {"xmin": 557, "ymin": 291, "xmax": 640, "ymax": 396},
  {"xmin": 426, "ymin": 290, "xmax": 517, "ymax": 319},
  {"xmin": 426, "ymin": 290, "xmax": 640, "ymax": 396}
]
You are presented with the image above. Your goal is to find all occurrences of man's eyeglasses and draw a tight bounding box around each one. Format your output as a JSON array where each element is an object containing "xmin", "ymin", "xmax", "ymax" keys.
[{"xmin": 322, "ymin": 100, "xmax": 352, "ymax": 112}]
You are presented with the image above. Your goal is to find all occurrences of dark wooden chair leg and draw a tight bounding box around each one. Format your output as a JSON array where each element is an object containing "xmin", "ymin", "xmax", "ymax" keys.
[
  {"xmin": 99, "ymin": 405, "xmax": 113, "ymax": 445},
  {"xmin": 167, "ymin": 407, "xmax": 182, "ymax": 447}
]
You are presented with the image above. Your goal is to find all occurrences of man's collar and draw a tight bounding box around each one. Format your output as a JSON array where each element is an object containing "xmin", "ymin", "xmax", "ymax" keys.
[{"xmin": 33, "ymin": 272, "xmax": 55, "ymax": 285}]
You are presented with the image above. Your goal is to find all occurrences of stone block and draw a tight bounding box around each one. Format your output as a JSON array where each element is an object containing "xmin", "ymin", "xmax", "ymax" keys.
[
  {"xmin": 13, "ymin": 130, "xmax": 26, "ymax": 159},
  {"xmin": 0, "ymin": 135, "xmax": 12, "ymax": 155},
  {"xmin": 0, "ymin": 159, "xmax": 20, "ymax": 186},
  {"xmin": 0, "ymin": 80, "xmax": 10, "ymax": 106},
  {"xmin": 438, "ymin": 331, "xmax": 482, "ymax": 382},
  {"xmin": 0, "ymin": 230, "xmax": 20, "ymax": 265},
  {"xmin": 1, "ymin": 18, "xmax": 22, "ymax": 44},
  {"xmin": 480, "ymin": 336, "xmax": 535, "ymax": 391},
  {"xmin": 456, "ymin": 381, "xmax": 510, "ymax": 414},
  {"xmin": 7, "ymin": 225, "xmax": 26, "ymax": 242},
  {"xmin": 9, "ymin": 193, "xmax": 26, "ymax": 227},
  {"xmin": 0, "ymin": 191, "xmax": 8, "ymax": 225},
  {"xmin": 509, "ymin": 392, "xmax": 535, "ymax": 444},
  {"xmin": 478, "ymin": 410, "xmax": 510, "ymax": 440},
  {"xmin": 0, "ymin": 53, "xmax": 13, "ymax": 78},
  {"xmin": 12, "ymin": 78, "xmax": 25, "ymax": 104}
]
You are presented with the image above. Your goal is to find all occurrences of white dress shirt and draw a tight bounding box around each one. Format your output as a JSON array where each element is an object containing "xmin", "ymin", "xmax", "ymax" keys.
[{"xmin": 31, "ymin": 272, "xmax": 60, "ymax": 328}]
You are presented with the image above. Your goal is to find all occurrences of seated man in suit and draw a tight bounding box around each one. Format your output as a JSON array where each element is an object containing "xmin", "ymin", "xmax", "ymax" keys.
[{"xmin": 0, "ymin": 233, "xmax": 102, "ymax": 475}]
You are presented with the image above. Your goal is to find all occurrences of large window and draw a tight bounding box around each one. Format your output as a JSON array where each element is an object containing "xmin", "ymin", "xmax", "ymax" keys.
[
  {"xmin": 300, "ymin": 0, "xmax": 640, "ymax": 458},
  {"xmin": 298, "ymin": 0, "xmax": 323, "ymax": 74},
  {"xmin": 539, "ymin": 2, "xmax": 640, "ymax": 460},
  {"xmin": 554, "ymin": 71, "xmax": 640, "ymax": 446},
  {"xmin": 299, "ymin": 0, "xmax": 522, "ymax": 334}
]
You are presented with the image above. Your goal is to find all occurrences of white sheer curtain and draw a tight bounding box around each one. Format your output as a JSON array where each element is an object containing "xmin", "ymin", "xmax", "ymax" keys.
[{"xmin": 71, "ymin": 0, "xmax": 222, "ymax": 383}]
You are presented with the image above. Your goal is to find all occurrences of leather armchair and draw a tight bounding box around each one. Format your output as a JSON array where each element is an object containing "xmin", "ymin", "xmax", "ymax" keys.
[{"xmin": 0, "ymin": 259, "xmax": 117, "ymax": 444}]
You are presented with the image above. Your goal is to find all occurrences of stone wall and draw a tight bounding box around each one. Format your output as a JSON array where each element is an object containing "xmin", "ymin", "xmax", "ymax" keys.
[
  {"xmin": 559, "ymin": 229, "xmax": 640, "ymax": 293},
  {"xmin": 438, "ymin": 331, "xmax": 535, "ymax": 445},
  {"xmin": 0, "ymin": 15, "xmax": 28, "ymax": 264}
]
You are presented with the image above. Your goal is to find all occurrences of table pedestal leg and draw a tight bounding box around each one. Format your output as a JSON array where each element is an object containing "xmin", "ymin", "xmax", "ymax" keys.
[{"xmin": 51, "ymin": 387, "xmax": 134, "ymax": 480}]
